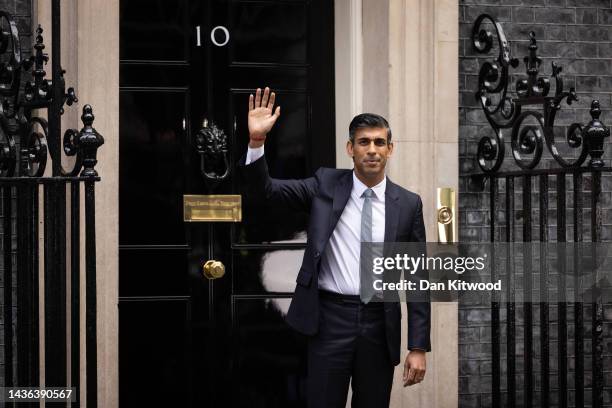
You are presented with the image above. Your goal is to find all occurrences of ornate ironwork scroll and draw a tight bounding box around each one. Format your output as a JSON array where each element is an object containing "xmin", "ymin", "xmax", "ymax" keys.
[
  {"xmin": 473, "ymin": 14, "xmax": 608, "ymax": 172},
  {"xmin": 0, "ymin": 17, "xmax": 102, "ymax": 177}
]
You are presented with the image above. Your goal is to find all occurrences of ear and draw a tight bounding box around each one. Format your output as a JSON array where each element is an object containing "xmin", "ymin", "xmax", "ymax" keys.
[
  {"xmin": 346, "ymin": 140, "xmax": 354, "ymax": 158},
  {"xmin": 388, "ymin": 142, "xmax": 394, "ymax": 157}
]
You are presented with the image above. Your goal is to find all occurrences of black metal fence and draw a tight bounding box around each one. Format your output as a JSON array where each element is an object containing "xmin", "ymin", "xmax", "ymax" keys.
[
  {"xmin": 0, "ymin": 2, "xmax": 103, "ymax": 407},
  {"xmin": 471, "ymin": 14, "xmax": 610, "ymax": 408},
  {"xmin": 6, "ymin": 177, "xmax": 99, "ymax": 407},
  {"xmin": 481, "ymin": 169, "xmax": 608, "ymax": 407}
]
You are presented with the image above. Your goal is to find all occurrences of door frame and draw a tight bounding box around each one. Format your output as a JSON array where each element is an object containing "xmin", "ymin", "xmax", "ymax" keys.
[{"xmin": 34, "ymin": 0, "xmax": 120, "ymax": 407}]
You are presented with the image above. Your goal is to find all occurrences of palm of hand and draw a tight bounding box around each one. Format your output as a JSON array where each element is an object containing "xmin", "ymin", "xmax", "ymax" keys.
[
  {"xmin": 248, "ymin": 107, "xmax": 276, "ymax": 138},
  {"xmin": 247, "ymin": 87, "xmax": 280, "ymax": 145}
]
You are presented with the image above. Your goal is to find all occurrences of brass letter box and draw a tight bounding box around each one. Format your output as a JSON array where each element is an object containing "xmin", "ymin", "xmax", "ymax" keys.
[{"xmin": 183, "ymin": 194, "xmax": 242, "ymax": 222}]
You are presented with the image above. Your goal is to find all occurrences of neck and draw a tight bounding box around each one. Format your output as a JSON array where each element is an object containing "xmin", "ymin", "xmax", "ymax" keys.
[{"xmin": 354, "ymin": 170, "xmax": 385, "ymax": 188}]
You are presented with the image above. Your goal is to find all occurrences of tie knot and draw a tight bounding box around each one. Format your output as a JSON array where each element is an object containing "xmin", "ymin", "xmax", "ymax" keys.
[{"xmin": 362, "ymin": 188, "xmax": 374, "ymax": 199}]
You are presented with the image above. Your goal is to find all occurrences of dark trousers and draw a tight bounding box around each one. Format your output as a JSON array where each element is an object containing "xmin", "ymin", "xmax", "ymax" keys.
[{"xmin": 307, "ymin": 290, "xmax": 394, "ymax": 408}]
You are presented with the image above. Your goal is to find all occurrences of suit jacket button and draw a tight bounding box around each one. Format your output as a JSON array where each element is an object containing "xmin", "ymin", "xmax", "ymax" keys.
[{"xmin": 314, "ymin": 251, "xmax": 320, "ymax": 258}]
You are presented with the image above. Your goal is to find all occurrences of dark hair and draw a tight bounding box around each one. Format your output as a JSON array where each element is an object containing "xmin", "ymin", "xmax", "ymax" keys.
[{"xmin": 348, "ymin": 113, "xmax": 392, "ymax": 144}]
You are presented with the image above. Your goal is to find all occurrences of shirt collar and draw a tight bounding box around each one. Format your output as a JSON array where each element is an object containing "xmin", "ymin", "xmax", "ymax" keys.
[{"xmin": 352, "ymin": 171, "xmax": 386, "ymax": 201}]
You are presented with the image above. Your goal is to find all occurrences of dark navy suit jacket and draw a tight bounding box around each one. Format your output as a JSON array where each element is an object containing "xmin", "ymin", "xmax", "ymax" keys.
[{"xmin": 239, "ymin": 154, "xmax": 431, "ymax": 366}]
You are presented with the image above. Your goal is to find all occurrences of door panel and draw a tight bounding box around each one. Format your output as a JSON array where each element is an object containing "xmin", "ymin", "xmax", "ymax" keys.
[
  {"xmin": 119, "ymin": 249, "xmax": 189, "ymax": 296},
  {"xmin": 119, "ymin": 90, "xmax": 189, "ymax": 246},
  {"xmin": 232, "ymin": 298, "xmax": 308, "ymax": 408},
  {"xmin": 120, "ymin": 0, "xmax": 191, "ymax": 62},
  {"xmin": 119, "ymin": 299, "xmax": 192, "ymax": 407},
  {"xmin": 119, "ymin": 0, "xmax": 334, "ymax": 406},
  {"xmin": 230, "ymin": 3, "xmax": 308, "ymax": 64}
]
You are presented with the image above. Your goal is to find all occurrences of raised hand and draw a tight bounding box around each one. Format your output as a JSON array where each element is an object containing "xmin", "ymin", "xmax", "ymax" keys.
[{"xmin": 248, "ymin": 87, "xmax": 281, "ymax": 148}]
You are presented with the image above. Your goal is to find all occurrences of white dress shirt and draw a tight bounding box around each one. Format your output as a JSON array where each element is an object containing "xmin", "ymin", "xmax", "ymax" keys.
[
  {"xmin": 318, "ymin": 172, "xmax": 385, "ymax": 295},
  {"xmin": 245, "ymin": 145, "xmax": 386, "ymax": 295},
  {"xmin": 245, "ymin": 144, "xmax": 265, "ymax": 165}
]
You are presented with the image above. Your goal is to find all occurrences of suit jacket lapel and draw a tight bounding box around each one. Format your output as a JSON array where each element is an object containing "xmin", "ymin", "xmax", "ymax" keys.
[
  {"xmin": 383, "ymin": 179, "xmax": 402, "ymax": 304},
  {"xmin": 384, "ymin": 179, "xmax": 400, "ymax": 242},
  {"xmin": 383, "ymin": 177, "xmax": 401, "ymax": 304},
  {"xmin": 328, "ymin": 171, "xmax": 353, "ymax": 234}
]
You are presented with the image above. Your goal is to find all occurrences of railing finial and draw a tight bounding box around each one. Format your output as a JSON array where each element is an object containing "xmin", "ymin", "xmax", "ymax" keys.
[
  {"xmin": 78, "ymin": 104, "xmax": 104, "ymax": 178},
  {"xmin": 584, "ymin": 100, "xmax": 610, "ymax": 168}
]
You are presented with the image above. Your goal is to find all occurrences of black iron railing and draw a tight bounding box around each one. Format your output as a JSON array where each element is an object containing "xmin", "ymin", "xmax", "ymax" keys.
[
  {"xmin": 484, "ymin": 170, "xmax": 609, "ymax": 408},
  {"xmin": 0, "ymin": 1, "xmax": 103, "ymax": 406},
  {"xmin": 470, "ymin": 14, "xmax": 609, "ymax": 408}
]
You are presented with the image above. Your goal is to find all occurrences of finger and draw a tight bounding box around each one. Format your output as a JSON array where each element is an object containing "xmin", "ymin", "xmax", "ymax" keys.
[
  {"xmin": 255, "ymin": 88, "xmax": 262, "ymax": 107},
  {"xmin": 273, "ymin": 106, "xmax": 281, "ymax": 119},
  {"xmin": 403, "ymin": 374, "xmax": 411, "ymax": 386},
  {"xmin": 407, "ymin": 367, "xmax": 417, "ymax": 385},
  {"xmin": 267, "ymin": 92, "xmax": 276, "ymax": 110},
  {"xmin": 249, "ymin": 94, "xmax": 254, "ymax": 111},
  {"xmin": 261, "ymin": 87, "xmax": 270, "ymax": 108}
]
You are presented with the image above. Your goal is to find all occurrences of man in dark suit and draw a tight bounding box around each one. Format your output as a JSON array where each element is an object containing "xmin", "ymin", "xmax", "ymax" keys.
[{"xmin": 240, "ymin": 87, "xmax": 431, "ymax": 408}]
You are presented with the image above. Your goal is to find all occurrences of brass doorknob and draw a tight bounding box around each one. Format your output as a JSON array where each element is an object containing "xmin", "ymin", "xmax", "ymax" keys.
[{"xmin": 202, "ymin": 260, "xmax": 225, "ymax": 279}]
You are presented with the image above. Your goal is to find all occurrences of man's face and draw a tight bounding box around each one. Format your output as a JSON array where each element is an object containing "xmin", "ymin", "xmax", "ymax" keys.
[{"xmin": 346, "ymin": 127, "xmax": 393, "ymax": 182}]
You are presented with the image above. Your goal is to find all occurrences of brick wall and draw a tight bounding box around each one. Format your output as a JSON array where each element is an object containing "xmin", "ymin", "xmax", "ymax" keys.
[
  {"xmin": 0, "ymin": 0, "xmax": 31, "ymax": 384},
  {"xmin": 459, "ymin": 0, "xmax": 612, "ymax": 406}
]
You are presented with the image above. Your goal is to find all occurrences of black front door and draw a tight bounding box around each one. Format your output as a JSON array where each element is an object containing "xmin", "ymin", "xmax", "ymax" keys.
[{"xmin": 119, "ymin": 1, "xmax": 335, "ymax": 406}]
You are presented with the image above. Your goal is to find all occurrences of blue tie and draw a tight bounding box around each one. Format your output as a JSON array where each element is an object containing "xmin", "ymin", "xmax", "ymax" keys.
[{"xmin": 360, "ymin": 188, "xmax": 374, "ymax": 303}]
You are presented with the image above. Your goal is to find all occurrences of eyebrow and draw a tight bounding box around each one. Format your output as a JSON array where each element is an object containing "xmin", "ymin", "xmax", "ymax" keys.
[
  {"xmin": 357, "ymin": 134, "xmax": 386, "ymax": 139},
  {"xmin": 356, "ymin": 137, "xmax": 387, "ymax": 142}
]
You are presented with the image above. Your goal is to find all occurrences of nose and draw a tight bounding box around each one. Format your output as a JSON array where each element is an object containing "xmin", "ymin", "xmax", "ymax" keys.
[{"xmin": 367, "ymin": 140, "xmax": 377, "ymax": 153}]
